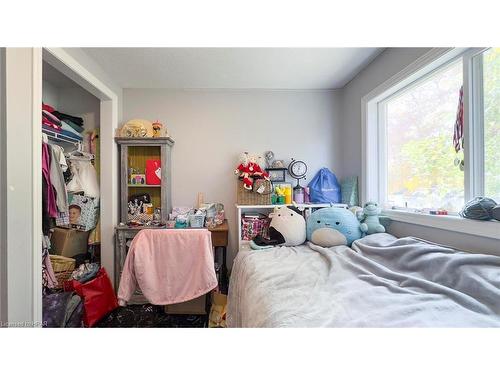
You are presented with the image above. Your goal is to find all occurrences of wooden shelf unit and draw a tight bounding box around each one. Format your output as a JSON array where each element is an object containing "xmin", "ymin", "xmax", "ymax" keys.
[{"xmin": 115, "ymin": 137, "xmax": 174, "ymax": 223}]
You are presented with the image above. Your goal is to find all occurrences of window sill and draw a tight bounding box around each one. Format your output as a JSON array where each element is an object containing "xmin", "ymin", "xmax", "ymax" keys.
[{"xmin": 383, "ymin": 209, "xmax": 500, "ymax": 240}]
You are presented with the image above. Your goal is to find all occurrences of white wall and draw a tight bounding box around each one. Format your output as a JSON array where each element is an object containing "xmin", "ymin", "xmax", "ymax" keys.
[
  {"xmin": 341, "ymin": 48, "xmax": 498, "ymax": 254},
  {"xmin": 0, "ymin": 47, "xmax": 7, "ymax": 323},
  {"xmin": 123, "ymin": 89, "xmax": 343, "ymax": 265}
]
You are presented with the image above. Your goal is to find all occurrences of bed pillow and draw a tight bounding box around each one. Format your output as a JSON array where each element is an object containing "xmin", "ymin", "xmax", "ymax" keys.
[{"xmin": 306, "ymin": 207, "xmax": 362, "ymax": 247}]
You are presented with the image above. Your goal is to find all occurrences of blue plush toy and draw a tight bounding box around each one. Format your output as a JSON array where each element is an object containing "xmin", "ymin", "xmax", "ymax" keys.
[{"xmin": 306, "ymin": 207, "xmax": 362, "ymax": 247}]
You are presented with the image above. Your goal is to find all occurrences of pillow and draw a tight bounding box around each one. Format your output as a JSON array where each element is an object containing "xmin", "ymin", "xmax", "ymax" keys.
[{"xmin": 306, "ymin": 207, "xmax": 362, "ymax": 247}]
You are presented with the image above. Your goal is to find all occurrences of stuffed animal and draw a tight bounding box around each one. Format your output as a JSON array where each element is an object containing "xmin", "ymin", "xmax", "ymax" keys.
[
  {"xmin": 248, "ymin": 153, "xmax": 270, "ymax": 180},
  {"xmin": 234, "ymin": 152, "xmax": 253, "ymax": 190},
  {"xmin": 250, "ymin": 206, "xmax": 306, "ymax": 249},
  {"xmin": 306, "ymin": 207, "xmax": 362, "ymax": 247},
  {"xmin": 357, "ymin": 202, "xmax": 386, "ymax": 235},
  {"xmin": 235, "ymin": 152, "xmax": 270, "ymax": 191}
]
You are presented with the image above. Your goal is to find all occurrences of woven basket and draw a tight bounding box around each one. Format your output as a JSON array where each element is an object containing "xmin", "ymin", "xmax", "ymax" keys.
[
  {"xmin": 237, "ymin": 179, "xmax": 272, "ymax": 205},
  {"xmin": 50, "ymin": 255, "xmax": 76, "ymax": 272},
  {"xmin": 49, "ymin": 255, "xmax": 76, "ymax": 290}
]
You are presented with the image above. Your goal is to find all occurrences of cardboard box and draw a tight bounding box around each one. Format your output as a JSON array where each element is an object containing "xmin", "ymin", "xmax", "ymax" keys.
[
  {"xmin": 164, "ymin": 294, "xmax": 207, "ymax": 315},
  {"xmin": 51, "ymin": 227, "xmax": 90, "ymax": 258}
]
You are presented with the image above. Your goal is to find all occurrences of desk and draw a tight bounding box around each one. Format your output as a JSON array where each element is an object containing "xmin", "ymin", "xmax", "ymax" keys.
[
  {"xmin": 208, "ymin": 220, "xmax": 229, "ymax": 291},
  {"xmin": 115, "ymin": 221, "xmax": 229, "ymax": 292}
]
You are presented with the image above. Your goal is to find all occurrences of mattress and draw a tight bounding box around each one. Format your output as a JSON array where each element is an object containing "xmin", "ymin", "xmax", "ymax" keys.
[{"xmin": 227, "ymin": 233, "xmax": 500, "ymax": 327}]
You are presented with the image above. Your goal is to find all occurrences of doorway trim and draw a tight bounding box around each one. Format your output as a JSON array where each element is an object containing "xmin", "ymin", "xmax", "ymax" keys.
[{"xmin": 2, "ymin": 47, "xmax": 119, "ymax": 325}]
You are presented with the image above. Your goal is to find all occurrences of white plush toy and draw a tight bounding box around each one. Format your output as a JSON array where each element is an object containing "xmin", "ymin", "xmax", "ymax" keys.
[{"xmin": 250, "ymin": 206, "xmax": 306, "ymax": 249}]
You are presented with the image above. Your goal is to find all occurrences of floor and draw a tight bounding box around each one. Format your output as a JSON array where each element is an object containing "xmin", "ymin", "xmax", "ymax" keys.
[{"xmin": 96, "ymin": 304, "xmax": 207, "ymax": 328}]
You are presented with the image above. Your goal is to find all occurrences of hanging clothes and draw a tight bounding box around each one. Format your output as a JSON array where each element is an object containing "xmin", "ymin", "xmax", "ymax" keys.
[
  {"xmin": 49, "ymin": 145, "xmax": 69, "ymax": 213},
  {"xmin": 42, "ymin": 143, "xmax": 58, "ymax": 219},
  {"xmin": 66, "ymin": 158, "xmax": 100, "ymax": 198},
  {"xmin": 42, "ymin": 234, "xmax": 57, "ymax": 293}
]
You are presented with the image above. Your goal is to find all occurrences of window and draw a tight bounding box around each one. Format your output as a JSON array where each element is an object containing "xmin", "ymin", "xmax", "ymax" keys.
[
  {"xmin": 383, "ymin": 59, "xmax": 464, "ymax": 212},
  {"xmin": 481, "ymin": 48, "xmax": 500, "ymax": 203},
  {"xmin": 365, "ymin": 48, "xmax": 500, "ymax": 216}
]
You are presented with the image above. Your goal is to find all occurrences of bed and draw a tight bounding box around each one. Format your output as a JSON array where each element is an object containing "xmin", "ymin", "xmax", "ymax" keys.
[{"xmin": 227, "ymin": 233, "xmax": 500, "ymax": 327}]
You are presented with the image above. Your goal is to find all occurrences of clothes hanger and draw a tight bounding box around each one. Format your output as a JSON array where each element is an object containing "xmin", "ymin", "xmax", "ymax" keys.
[{"xmin": 66, "ymin": 147, "xmax": 94, "ymax": 161}]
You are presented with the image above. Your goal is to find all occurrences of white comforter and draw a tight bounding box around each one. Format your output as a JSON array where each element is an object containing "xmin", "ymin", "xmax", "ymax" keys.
[{"xmin": 227, "ymin": 234, "xmax": 500, "ymax": 327}]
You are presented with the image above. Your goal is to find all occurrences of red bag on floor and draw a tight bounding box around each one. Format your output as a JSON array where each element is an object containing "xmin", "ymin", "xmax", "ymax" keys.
[
  {"xmin": 146, "ymin": 159, "xmax": 161, "ymax": 185},
  {"xmin": 64, "ymin": 268, "xmax": 118, "ymax": 327}
]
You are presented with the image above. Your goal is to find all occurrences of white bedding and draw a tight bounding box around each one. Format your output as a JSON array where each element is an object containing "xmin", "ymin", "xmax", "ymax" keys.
[{"xmin": 227, "ymin": 233, "xmax": 500, "ymax": 327}]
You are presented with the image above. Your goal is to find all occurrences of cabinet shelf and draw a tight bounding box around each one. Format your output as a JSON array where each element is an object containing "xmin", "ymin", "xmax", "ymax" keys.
[{"xmin": 127, "ymin": 184, "xmax": 161, "ymax": 188}]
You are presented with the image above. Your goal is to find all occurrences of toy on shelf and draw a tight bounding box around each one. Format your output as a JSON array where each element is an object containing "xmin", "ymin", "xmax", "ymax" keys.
[
  {"xmin": 152, "ymin": 120, "xmax": 163, "ymax": 137},
  {"xmin": 234, "ymin": 152, "xmax": 270, "ymax": 191},
  {"xmin": 274, "ymin": 185, "xmax": 286, "ymax": 204},
  {"xmin": 250, "ymin": 206, "xmax": 306, "ymax": 249}
]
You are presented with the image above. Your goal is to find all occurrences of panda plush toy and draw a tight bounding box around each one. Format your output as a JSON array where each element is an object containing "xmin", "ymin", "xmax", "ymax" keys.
[
  {"xmin": 306, "ymin": 207, "xmax": 362, "ymax": 247},
  {"xmin": 250, "ymin": 206, "xmax": 306, "ymax": 250}
]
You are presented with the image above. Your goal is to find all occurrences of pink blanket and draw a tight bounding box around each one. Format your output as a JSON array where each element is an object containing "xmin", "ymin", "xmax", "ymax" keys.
[{"xmin": 118, "ymin": 229, "xmax": 217, "ymax": 306}]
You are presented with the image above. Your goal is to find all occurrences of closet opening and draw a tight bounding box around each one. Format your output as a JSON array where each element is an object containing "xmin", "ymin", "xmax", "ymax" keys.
[{"xmin": 39, "ymin": 48, "xmax": 117, "ymax": 327}]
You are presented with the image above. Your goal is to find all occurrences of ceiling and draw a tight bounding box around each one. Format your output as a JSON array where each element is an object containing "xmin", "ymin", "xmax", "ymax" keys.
[{"xmin": 81, "ymin": 48, "xmax": 384, "ymax": 89}]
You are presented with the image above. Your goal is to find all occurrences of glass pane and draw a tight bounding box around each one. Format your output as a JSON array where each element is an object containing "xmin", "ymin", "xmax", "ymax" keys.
[
  {"xmin": 483, "ymin": 48, "xmax": 500, "ymax": 202},
  {"xmin": 386, "ymin": 60, "xmax": 464, "ymax": 212}
]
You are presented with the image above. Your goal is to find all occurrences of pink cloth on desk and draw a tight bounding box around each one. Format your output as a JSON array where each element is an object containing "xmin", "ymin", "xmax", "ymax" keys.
[{"xmin": 117, "ymin": 229, "xmax": 217, "ymax": 306}]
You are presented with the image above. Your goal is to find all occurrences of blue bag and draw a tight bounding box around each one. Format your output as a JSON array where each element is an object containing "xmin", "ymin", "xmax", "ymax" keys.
[{"xmin": 308, "ymin": 168, "xmax": 341, "ymax": 203}]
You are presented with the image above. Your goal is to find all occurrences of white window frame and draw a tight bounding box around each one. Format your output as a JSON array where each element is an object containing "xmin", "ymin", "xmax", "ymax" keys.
[{"xmin": 362, "ymin": 48, "xmax": 500, "ymax": 240}]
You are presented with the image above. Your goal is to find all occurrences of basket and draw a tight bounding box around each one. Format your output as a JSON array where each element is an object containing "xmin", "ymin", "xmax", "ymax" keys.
[
  {"xmin": 50, "ymin": 255, "xmax": 76, "ymax": 272},
  {"xmin": 237, "ymin": 179, "xmax": 272, "ymax": 205},
  {"xmin": 49, "ymin": 255, "xmax": 76, "ymax": 290},
  {"xmin": 189, "ymin": 212, "xmax": 206, "ymax": 228}
]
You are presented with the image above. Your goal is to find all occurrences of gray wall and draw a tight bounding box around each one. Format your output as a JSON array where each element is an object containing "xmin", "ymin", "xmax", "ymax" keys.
[
  {"xmin": 62, "ymin": 48, "xmax": 123, "ymax": 124},
  {"xmin": 42, "ymin": 80, "xmax": 59, "ymax": 108},
  {"xmin": 339, "ymin": 48, "xmax": 431, "ymax": 179},
  {"xmin": 341, "ymin": 47, "xmax": 498, "ymax": 254},
  {"xmin": 123, "ymin": 89, "xmax": 343, "ymax": 265}
]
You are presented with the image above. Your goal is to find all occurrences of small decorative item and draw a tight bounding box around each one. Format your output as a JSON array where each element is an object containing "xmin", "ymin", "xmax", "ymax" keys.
[
  {"xmin": 144, "ymin": 203, "xmax": 154, "ymax": 215},
  {"xmin": 153, "ymin": 207, "xmax": 162, "ymax": 221},
  {"xmin": 303, "ymin": 187, "xmax": 310, "ymax": 203},
  {"xmin": 130, "ymin": 173, "xmax": 146, "ymax": 185},
  {"xmin": 266, "ymin": 167, "xmax": 287, "ymax": 183},
  {"xmin": 152, "ymin": 120, "xmax": 163, "ymax": 137},
  {"xmin": 271, "ymin": 160, "xmax": 285, "ymax": 168},
  {"xmin": 264, "ymin": 151, "xmax": 275, "ymax": 168},
  {"xmin": 119, "ymin": 119, "xmax": 154, "ymax": 138},
  {"xmin": 145, "ymin": 159, "xmax": 161, "ymax": 185}
]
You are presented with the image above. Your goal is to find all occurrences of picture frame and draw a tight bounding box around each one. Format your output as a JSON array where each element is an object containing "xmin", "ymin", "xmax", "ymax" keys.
[{"xmin": 266, "ymin": 167, "xmax": 287, "ymax": 182}]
